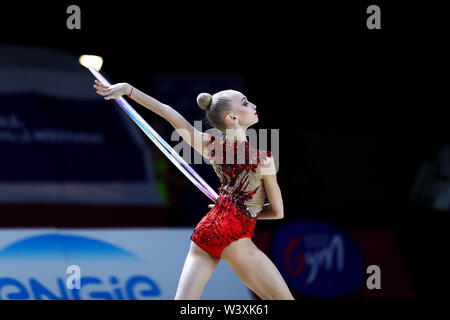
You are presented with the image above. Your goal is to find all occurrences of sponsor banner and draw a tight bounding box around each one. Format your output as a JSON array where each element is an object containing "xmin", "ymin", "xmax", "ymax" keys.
[
  {"xmin": 0, "ymin": 228, "xmax": 253, "ymax": 300},
  {"xmin": 272, "ymin": 219, "xmax": 365, "ymax": 298},
  {"xmin": 269, "ymin": 220, "xmax": 415, "ymax": 299}
]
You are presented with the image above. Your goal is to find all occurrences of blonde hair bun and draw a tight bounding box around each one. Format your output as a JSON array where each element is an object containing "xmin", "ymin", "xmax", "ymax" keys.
[{"xmin": 197, "ymin": 93, "xmax": 212, "ymax": 110}]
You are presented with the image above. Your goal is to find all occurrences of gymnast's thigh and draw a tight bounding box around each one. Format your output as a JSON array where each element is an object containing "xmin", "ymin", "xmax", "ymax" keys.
[{"xmin": 219, "ymin": 235, "xmax": 255, "ymax": 261}]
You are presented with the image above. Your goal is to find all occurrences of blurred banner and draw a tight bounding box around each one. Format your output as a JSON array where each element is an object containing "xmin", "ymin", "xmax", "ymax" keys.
[
  {"xmin": 272, "ymin": 219, "xmax": 366, "ymax": 298},
  {"xmin": 0, "ymin": 224, "xmax": 417, "ymax": 300},
  {"xmin": 0, "ymin": 45, "xmax": 161, "ymax": 206},
  {"xmin": 270, "ymin": 219, "xmax": 415, "ymax": 300},
  {"xmin": 0, "ymin": 228, "xmax": 253, "ymax": 300}
]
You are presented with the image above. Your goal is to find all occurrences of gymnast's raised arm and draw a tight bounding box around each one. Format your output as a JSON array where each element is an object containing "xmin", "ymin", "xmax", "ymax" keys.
[{"xmin": 93, "ymin": 80, "xmax": 213, "ymax": 158}]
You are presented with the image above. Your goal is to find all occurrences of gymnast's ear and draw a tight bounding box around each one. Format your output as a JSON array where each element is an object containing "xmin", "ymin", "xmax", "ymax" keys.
[{"xmin": 224, "ymin": 113, "xmax": 238, "ymax": 124}]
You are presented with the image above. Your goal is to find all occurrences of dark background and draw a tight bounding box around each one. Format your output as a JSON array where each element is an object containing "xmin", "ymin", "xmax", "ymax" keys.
[{"xmin": 1, "ymin": 1, "xmax": 448, "ymax": 301}]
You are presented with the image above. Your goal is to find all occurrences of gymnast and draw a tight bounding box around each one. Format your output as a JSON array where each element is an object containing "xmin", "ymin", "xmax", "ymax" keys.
[{"xmin": 93, "ymin": 79, "xmax": 294, "ymax": 300}]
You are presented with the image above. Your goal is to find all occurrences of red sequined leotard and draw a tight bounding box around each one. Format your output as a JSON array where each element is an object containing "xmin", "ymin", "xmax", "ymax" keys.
[{"xmin": 190, "ymin": 134, "xmax": 272, "ymax": 258}]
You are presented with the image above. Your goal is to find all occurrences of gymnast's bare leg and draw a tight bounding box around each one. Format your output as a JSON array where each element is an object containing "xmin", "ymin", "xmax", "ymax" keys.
[
  {"xmin": 174, "ymin": 241, "xmax": 221, "ymax": 299},
  {"xmin": 221, "ymin": 237, "xmax": 295, "ymax": 300}
]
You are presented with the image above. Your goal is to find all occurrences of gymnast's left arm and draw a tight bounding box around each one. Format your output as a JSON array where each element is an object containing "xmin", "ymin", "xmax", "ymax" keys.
[
  {"xmin": 93, "ymin": 80, "xmax": 213, "ymax": 158},
  {"xmin": 257, "ymin": 156, "xmax": 284, "ymax": 220}
]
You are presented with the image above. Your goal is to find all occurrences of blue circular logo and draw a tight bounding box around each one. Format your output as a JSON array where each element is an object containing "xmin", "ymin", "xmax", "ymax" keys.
[{"xmin": 272, "ymin": 219, "xmax": 365, "ymax": 297}]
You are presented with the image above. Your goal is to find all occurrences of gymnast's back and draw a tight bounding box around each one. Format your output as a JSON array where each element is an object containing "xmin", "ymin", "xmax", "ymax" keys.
[{"xmin": 205, "ymin": 134, "xmax": 272, "ymax": 219}]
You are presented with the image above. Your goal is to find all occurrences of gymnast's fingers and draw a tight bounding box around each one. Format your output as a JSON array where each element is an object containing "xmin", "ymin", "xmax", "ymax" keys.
[
  {"xmin": 94, "ymin": 81, "xmax": 110, "ymax": 89},
  {"xmin": 93, "ymin": 82, "xmax": 110, "ymax": 91},
  {"xmin": 95, "ymin": 80, "xmax": 108, "ymax": 88},
  {"xmin": 96, "ymin": 89, "xmax": 110, "ymax": 96},
  {"xmin": 93, "ymin": 84, "xmax": 109, "ymax": 91},
  {"xmin": 104, "ymin": 94, "xmax": 116, "ymax": 100}
]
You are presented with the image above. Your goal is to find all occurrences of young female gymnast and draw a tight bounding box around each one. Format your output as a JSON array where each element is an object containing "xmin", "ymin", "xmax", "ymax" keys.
[{"xmin": 93, "ymin": 80, "xmax": 294, "ymax": 300}]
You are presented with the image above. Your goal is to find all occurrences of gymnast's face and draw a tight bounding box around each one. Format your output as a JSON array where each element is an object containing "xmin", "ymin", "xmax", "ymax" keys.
[{"xmin": 220, "ymin": 90, "xmax": 258, "ymax": 129}]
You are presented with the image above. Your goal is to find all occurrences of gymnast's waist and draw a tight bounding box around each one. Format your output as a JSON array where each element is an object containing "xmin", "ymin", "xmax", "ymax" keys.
[
  {"xmin": 214, "ymin": 193, "xmax": 263, "ymax": 216},
  {"xmin": 215, "ymin": 190, "xmax": 248, "ymax": 203}
]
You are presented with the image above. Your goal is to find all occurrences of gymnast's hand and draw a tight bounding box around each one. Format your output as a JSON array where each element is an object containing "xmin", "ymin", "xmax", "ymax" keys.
[{"xmin": 93, "ymin": 80, "xmax": 131, "ymax": 100}]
